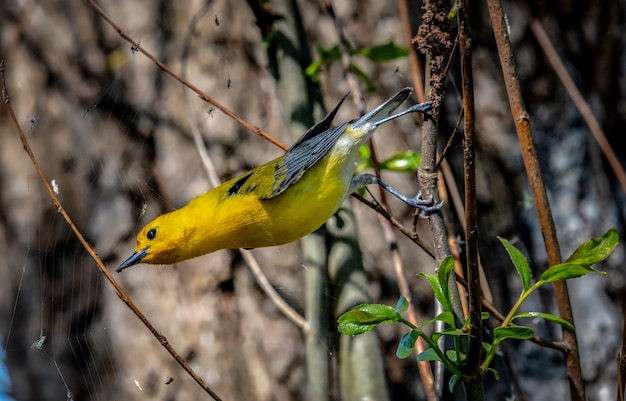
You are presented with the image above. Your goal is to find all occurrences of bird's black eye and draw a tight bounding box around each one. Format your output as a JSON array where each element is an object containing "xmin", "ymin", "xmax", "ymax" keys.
[{"xmin": 146, "ymin": 228, "xmax": 157, "ymax": 240}]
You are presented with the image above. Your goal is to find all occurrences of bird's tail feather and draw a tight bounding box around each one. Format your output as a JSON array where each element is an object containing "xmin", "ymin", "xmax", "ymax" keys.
[{"xmin": 351, "ymin": 88, "xmax": 413, "ymax": 128}]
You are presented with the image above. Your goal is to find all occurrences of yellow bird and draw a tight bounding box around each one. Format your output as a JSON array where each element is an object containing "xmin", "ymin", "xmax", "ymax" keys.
[{"xmin": 117, "ymin": 88, "xmax": 437, "ymax": 272}]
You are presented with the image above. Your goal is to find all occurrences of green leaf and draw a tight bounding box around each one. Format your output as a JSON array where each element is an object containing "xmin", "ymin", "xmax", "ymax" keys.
[
  {"xmin": 431, "ymin": 332, "xmax": 444, "ymax": 343},
  {"xmin": 305, "ymin": 60, "xmax": 323, "ymax": 81},
  {"xmin": 448, "ymin": 374, "xmax": 460, "ymax": 394},
  {"xmin": 434, "ymin": 311, "xmax": 456, "ymax": 327},
  {"xmin": 262, "ymin": 31, "xmax": 278, "ymax": 49},
  {"xmin": 565, "ymin": 228, "xmax": 619, "ymax": 266},
  {"xmin": 317, "ymin": 44, "xmax": 342, "ymax": 61},
  {"xmin": 498, "ymin": 237, "xmax": 532, "ymax": 291},
  {"xmin": 438, "ymin": 256, "xmax": 455, "ymax": 294},
  {"xmin": 356, "ymin": 145, "xmax": 372, "ymax": 171},
  {"xmin": 481, "ymin": 312, "xmax": 490, "ymax": 321},
  {"xmin": 512, "ymin": 311, "xmax": 574, "ymax": 330},
  {"xmin": 356, "ymin": 42, "xmax": 409, "ymax": 62},
  {"xmin": 337, "ymin": 303, "xmax": 398, "ymax": 335},
  {"xmin": 419, "ymin": 273, "xmax": 449, "ymax": 310},
  {"xmin": 379, "ymin": 150, "xmax": 421, "ymax": 172},
  {"xmin": 485, "ymin": 367, "xmax": 500, "ymax": 380},
  {"xmin": 441, "ymin": 327, "xmax": 469, "ymax": 337},
  {"xmin": 482, "ymin": 342, "xmax": 493, "ymax": 353},
  {"xmin": 419, "ymin": 257, "xmax": 456, "ymax": 314},
  {"xmin": 306, "ymin": 41, "xmax": 411, "ymax": 83},
  {"xmin": 417, "ymin": 347, "xmax": 441, "ymax": 362},
  {"xmin": 396, "ymin": 330, "xmax": 420, "ymax": 359},
  {"xmin": 493, "ymin": 326, "xmax": 534, "ymax": 341},
  {"xmin": 422, "ymin": 311, "xmax": 456, "ymax": 327},
  {"xmin": 337, "ymin": 316, "xmax": 376, "ymax": 335},
  {"xmin": 305, "ymin": 45, "xmax": 341, "ymax": 80},
  {"xmin": 446, "ymin": 349, "xmax": 460, "ymax": 363},
  {"xmin": 395, "ymin": 296, "xmax": 409, "ymax": 313},
  {"xmin": 349, "ymin": 303, "xmax": 397, "ymax": 321},
  {"xmin": 539, "ymin": 263, "xmax": 605, "ymax": 283},
  {"xmin": 447, "ymin": 1, "xmax": 459, "ymax": 20}
]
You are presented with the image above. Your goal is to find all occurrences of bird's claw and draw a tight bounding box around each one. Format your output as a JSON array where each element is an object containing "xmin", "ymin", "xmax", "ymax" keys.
[
  {"xmin": 406, "ymin": 190, "xmax": 444, "ymax": 218},
  {"xmin": 408, "ymin": 101, "xmax": 433, "ymax": 117}
]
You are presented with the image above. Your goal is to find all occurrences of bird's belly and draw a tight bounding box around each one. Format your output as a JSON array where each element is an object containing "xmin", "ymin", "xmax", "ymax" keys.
[{"xmin": 220, "ymin": 157, "xmax": 352, "ymax": 249}]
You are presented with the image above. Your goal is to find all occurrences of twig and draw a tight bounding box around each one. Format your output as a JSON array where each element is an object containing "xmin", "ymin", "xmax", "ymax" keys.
[
  {"xmin": 399, "ymin": 0, "xmax": 425, "ymax": 102},
  {"xmin": 87, "ymin": 0, "xmax": 287, "ymax": 151},
  {"xmin": 457, "ymin": 1, "xmax": 483, "ymax": 396},
  {"xmin": 354, "ymin": 195, "xmax": 435, "ymax": 258},
  {"xmin": 453, "ymin": 273, "xmax": 567, "ymax": 352},
  {"xmin": 324, "ymin": 2, "xmax": 438, "ymax": 398},
  {"xmin": 485, "ymin": 2, "xmax": 586, "ymax": 400},
  {"xmin": 415, "ymin": 0, "xmax": 457, "ymax": 394},
  {"xmin": 322, "ymin": 0, "xmax": 362, "ymax": 110},
  {"xmin": 1, "ymin": 61, "xmax": 223, "ymax": 401},
  {"xmin": 179, "ymin": 2, "xmax": 307, "ymax": 330},
  {"xmin": 618, "ymin": 301, "xmax": 626, "ymax": 401},
  {"xmin": 241, "ymin": 249, "xmax": 308, "ymax": 328},
  {"xmin": 529, "ymin": 19, "xmax": 626, "ymax": 196}
]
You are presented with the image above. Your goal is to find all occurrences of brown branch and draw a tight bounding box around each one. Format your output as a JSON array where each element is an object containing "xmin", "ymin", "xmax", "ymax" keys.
[
  {"xmin": 1, "ymin": 61, "xmax": 223, "ymax": 401},
  {"xmin": 87, "ymin": 0, "xmax": 287, "ymax": 151},
  {"xmin": 399, "ymin": 0, "xmax": 425, "ymax": 102},
  {"xmin": 353, "ymin": 194, "xmax": 435, "ymax": 259},
  {"xmin": 529, "ymin": 19, "xmax": 626, "ymax": 196},
  {"xmin": 618, "ymin": 301, "xmax": 626, "ymax": 401},
  {"xmin": 323, "ymin": 3, "xmax": 439, "ymax": 398},
  {"xmin": 457, "ymin": 1, "xmax": 482, "ymax": 395},
  {"xmin": 485, "ymin": 2, "xmax": 586, "ymax": 400},
  {"xmin": 179, "ymin": 2, "xmax": 307, "ymax": 331}
]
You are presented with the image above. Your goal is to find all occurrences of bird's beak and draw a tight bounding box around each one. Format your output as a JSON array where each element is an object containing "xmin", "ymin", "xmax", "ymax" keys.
[{"xmin": 116, "ymin": 247, "xmax": 149, "ymax": 272}]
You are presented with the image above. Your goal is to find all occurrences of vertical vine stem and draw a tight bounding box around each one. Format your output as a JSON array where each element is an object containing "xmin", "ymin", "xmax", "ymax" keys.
[{"xmin": 484, "ymin": 1, "xmax": 586, "ymax": 400}]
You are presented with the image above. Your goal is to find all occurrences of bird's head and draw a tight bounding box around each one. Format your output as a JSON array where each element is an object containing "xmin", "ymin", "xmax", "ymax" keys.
[{"xmin": 116, "ymin": 212, "xmax": 189, "ymax": 272}]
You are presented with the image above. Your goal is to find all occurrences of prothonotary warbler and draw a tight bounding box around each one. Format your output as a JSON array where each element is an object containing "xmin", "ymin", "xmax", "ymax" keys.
[{"xmin": 117, "ymin": 88, "xmax": 440, "ymax": 272}]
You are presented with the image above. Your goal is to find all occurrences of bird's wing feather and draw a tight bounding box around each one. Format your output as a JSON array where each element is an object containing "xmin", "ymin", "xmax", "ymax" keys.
[
  {"xmin": 252, "ymin": 88, "xmax": 414, "ymax": 200},
  {"xmin": 254, "ymin": 94, "xmax": 351, "ymax": 200},
  {"xmin": 263, "ymin": 122, "xmax": 350, "ymax": 199},
  {"xmin": 288, "ymin": 93, "xmax": 349, "ymax": 150}
]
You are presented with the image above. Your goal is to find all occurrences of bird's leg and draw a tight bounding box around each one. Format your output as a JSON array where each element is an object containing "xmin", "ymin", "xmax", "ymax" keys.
[
  {"xmin": 351, "ymin": 173, "xmax": 443, "ymax": 217},
  {"xmin": 372, "ymin": 101, "xmax": 433, "ymax": 126}
]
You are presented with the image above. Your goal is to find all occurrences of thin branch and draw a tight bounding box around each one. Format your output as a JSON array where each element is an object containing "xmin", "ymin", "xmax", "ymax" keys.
[
  {"xmin": 529, "ymin": 19, "xmax": 626, "ymax": 196},
  {"xmin": 457, "ymin": 0, "xmax": 483, "ymax": 393},
  {"xmin": 87, "ymin": 0, "xmax": 287, "ymax": 151},
  {"xmin": 1, "ymin": 61, "xmax": 223, "ymax": 401},
  {"xmin": 354, "ymin": 194, "xmax": 435, "ymax": 258},
  {"xmin": 325, "ymin": 2, "xmax": 437, "ymax": 398},
  {"xmin": 399, "ymin": 0, "xmax": 425, "ymax": 102},
  {"xmin": 179, "ymin": 2, "xmax": 307, "ymax": 330},
  {"xmin": 415, "ymin": 1, "xmax": 458, "ymax": 394},
  {"xmin": 618, "ymin": 302, "xmax": 626, "ymax": 401},
  {"xmin": 454, "ymin": 273, "xmax": 567, "ymax": 352},
  {"xmin": 241, "ymin": 249, "xmax": 308, "ymax": 328},
  {"xmin": 485, "ymin": 2, "xmax": 586, "ymax": 400}
]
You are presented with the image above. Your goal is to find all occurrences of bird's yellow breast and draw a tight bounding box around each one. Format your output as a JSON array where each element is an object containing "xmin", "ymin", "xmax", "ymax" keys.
[{"xmin": 177, "ymin": 150, "xmax": 356, "ymax": 260}]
